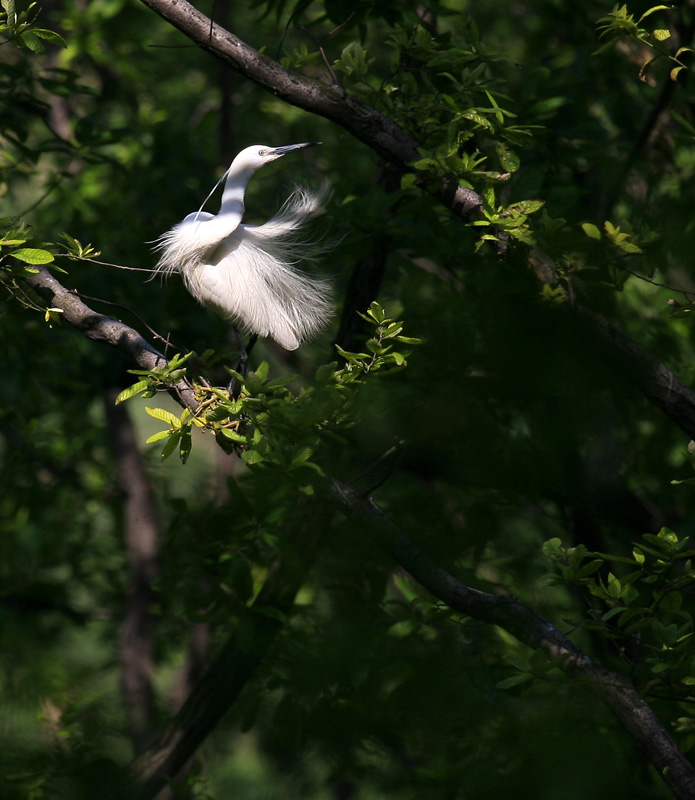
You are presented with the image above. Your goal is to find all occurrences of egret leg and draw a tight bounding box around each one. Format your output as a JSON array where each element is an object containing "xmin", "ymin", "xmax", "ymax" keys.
[{"xmin": 227, "ymin": 329, "xmax": 259, "ymax": 397}]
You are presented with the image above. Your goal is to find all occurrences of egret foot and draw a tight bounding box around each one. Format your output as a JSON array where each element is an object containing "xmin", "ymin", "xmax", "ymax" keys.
[{"xmin": 227, "ymin": 330, "xmax": 258, "ymax": 398}]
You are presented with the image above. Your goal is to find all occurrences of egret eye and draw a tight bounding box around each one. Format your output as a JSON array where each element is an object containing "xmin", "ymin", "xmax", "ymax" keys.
[{"xmin": 258, "ymin": 149, "xmax": 266, "ymax": 156}]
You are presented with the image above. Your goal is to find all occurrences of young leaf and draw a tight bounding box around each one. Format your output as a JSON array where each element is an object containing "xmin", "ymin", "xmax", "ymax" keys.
[
  {"xmin": 11, "ymin": 248, "xmax": 54, "ymax": 264},
  {"xmin": 115, "ymin": 380, "xmax": 150, "ymax": 404},
  {"xmin": 145, "ymin": 407, "xmax": 180, "ymax": 426}
]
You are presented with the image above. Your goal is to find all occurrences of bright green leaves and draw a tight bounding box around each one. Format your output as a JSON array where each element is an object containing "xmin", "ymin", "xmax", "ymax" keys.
[
  {"xmin": 58, "ymin": 234, "xmax": 101, "ymax": 261},
  {"xmin": 581, "ymin": 222, "xmax": 602, "ymax": 241},
  {"xmin": 0, "ymin": 218, "xmax": 60, "ymax": 304},
  {"xmin": 496, "ymin": 142, "xmax": 521, "ymax": 173},
  {"xmin": 0, "ymin": 220, "xmax": 55, "ymax": 286},
  {"xmin": 117, "ymin": 303, "xmax": 422, "ymax": 480},
  {"xmin": 145, "ymin": 406, "xmax": 199, "ymax": 463},
  {"xmin": 377, "ymin": 22, "xmax": 532, "ymax": 195},
  {"xmin": 0, "ymin": 0, "xmax": 67, "ymax": 51},
  {"xmin": 10, "ymin": 247, "xmax": 54, "ymax": 265},
  {"xmin": 114, "ymin": 353, "xmax": 201, "ymax": 463},
  {"xmin": 575, "ymin": 218, "xmax": 658, "ymax": 294},
  {"xmin": 115, "ymin": 352, "xmax": 196, "ymax": 405},
  {"xmin": 543, "ymin": 528, "xmax": 695, "ymax": 696},
  {"xmin": 469, "ymin": 184, "xmax": 545, "ymax": 249},
  {"xmin": 336, "ymin": 301, "xmax": 424, "ymax": 381},
  {"xmin": 596, "ymin": 4, "xmax": 671, "ymax": 47},
  {"xmin": 582, "ymin": 220, "xmax": 643, "ymax": 254},
  {"xmin": 596, "ymin": 4, "xmax": 689, "ymax": 83}
]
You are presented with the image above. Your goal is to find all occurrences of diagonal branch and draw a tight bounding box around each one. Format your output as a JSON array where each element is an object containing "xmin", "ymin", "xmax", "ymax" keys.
[
  {"xmin": 330, "ymin": 481, "xmax": 695, "ymax": 800},
  {"xmin": 136, "ymin": 0, "xmax": 695, "ymax": 442},
  {"xmin": 20, "ymin": 266, "xmax": 695, "ymax": 799},
  {"xmin": 24, "ymin": 266, "xmax": 199, "ymax": 413},
  {"xmin": 137, "ymin": 0, "xmax": 482, "ymax": 219}
]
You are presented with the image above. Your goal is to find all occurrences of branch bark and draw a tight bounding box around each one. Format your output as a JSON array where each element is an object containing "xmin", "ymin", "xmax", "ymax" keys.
[
  {"xmin": 22, "ymin": 267, "xmax": 695, "ymax": 799},
  {"xmin": 137, "ymin": 0, "xmax": 482, "ymax": 218},
  {"xmin": 578, "ymin": 305, "xmax": 695, "ymax": 440},
  {"xmin": 24, "ymin": 266, "xmax": 199, "ymax": 413},
  {"xmin": 136, "ymin": 0, "xmax": 695, "ymax": 442},
  {"xmin": 329, "ymin": 481, "xmax": 695, "ymax": 800}
]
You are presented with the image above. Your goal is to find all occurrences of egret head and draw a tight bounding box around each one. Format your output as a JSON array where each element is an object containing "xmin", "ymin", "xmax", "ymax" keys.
[{"xmin": 231, "ymin": 142, "xmax": 321, "ymax": 173}]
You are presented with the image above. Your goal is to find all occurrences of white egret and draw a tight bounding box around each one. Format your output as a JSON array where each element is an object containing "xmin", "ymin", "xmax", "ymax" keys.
[{"xmin": 153, "ymin": 142, "xmax": 333, "ymax": 382}]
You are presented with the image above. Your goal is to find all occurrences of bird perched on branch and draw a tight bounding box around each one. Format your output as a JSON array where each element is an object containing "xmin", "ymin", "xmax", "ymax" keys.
[{"xmin": 153, "ymin": 142, "xmax": 333, "ymax": 369}]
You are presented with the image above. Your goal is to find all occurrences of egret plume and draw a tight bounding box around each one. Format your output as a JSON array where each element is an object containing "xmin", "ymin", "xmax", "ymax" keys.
[{"xmin": 153, "ymin": 143, "xmax": 333, "ymax": 351}]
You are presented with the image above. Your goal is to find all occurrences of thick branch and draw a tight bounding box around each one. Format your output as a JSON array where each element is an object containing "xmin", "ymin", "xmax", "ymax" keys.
[
  {"xmin": 137, "ymin": 0, "xmax": 482, "ymax": 218},
  {"xmin": 578, "ymin": 305, "xmax": 695, "ymax": 440},
  {"xmin": 136, "ymin": 0, "xmax": 695, "ymax": 441},
  {"xmin": 24, "ymin": 266, "xmax": 199, "ymax": 412},
  {"xmin": 22, "ymin": 265, "xmax": 695, "ymax": 798},
  {"xmin": 329, "ymin": 482, "xmax": 695, "ymax": 800}
]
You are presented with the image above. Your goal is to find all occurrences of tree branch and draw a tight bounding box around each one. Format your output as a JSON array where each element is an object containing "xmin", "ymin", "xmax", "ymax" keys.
[
  {"xmin": 23, "ymin": 266, "xmax": 199, "ymax": 413},
  {"xmin": 136, "ymin": 0, "xmax": 695, "ymax": 442},
  {"xmin": 137, "ymin": 0, "xmax": 482, "ymax": 218},
  {"xmin": 578, "ymin": 305, "xmax": 695, "ymax": 440},
  {"xmin": 21, "ymin": 266, "xmax": 695, "ymax": 798},
  {"xmin": 329, "ymin": 481, "xmax": 695, "ymax": 800}
]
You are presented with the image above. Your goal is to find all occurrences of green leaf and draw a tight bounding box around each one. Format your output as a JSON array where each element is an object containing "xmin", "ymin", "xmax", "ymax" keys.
[
  {"xmin": 220, "ymin": 427, "xmax": 247, "ymax": 443},
  {"xmin": 11, "ymin": 248, "xmax": 54, "ymax": 264},
  {"xmin": 639, "ymin": 56, "xmax": 658, "ymax": 82},
  {"xmin": 145, "ymin": 430, "xmax": 171, "ymax": 444},
  {"xmin": 179, "ymin": 427, "xmax": 192, "ymax": 463},
  {"xmin": 145, "ymin": 407, "xmax": 180, "ymax": 426},
  {"xmin": 506, "ymin": 200, "xmax": 545, "ymax": 214},
  {"xmin": 254, "ymin": 361, "xmax": 269, "ymax": 382},
  {"xmin": 496, "ymin": 673, "xmax": 533, "ymax": 690},
  {"xmin": 160, "ymin": 430, "xmax": 181, "ymax": 461},
  {"xmin": 242, "ymin": 449, "xmax": 265, "ymax": 465},
  {"xmin": 638, "ymin": 5, "xmax": 671, "ymax": 23},
  {"xmin": 31, "ymin": 28, "xmax": 67, "ymax": 47},
  {"xmin": 394, "ymin": 335, "xmax": 424, "ymax": 345},
  {"xmin": 115, "ymin": 381, "xmax": 150, "ymax": 404},
  {"xmin": 582, "ymin": 222, "xmax": 602, "ymax": 240},
  {"xmin": 289, "ymin": 447, "xmax": 315, "ymax": 469},
  {"xmin": 495, "ymin": 142, "xmax": 520, "ymax": 173},
  {"xmin": 367, "ymin": 302, "xmax": 386, "ymax": 324}
]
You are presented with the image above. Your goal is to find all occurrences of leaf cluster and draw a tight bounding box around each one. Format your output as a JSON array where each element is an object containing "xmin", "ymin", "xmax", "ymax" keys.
[
  {"xmin": 118, "ymin": 303, "xmax": 422, "ymax": 481},
  {"xmin": 543, "ymin": 530, "xmax": 695, "ymax": 715},
  {"xmin": 0, "ymin": 0, "xmax": 66, "ymax": 52},
  {"xmin": 596, "ymin": 4, "xmax": 693, "ymax": 82}
]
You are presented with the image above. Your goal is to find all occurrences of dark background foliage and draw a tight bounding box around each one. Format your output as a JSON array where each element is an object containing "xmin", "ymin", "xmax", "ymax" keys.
[{"xmin": 3, "ymin": 0, "xmax": 695, "ymax": 797}]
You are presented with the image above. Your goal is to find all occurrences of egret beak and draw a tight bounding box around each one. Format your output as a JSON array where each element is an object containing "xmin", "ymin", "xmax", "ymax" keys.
[{"xmin": 272, "ymin": 142, "xmax": 322, "ymax": 157}]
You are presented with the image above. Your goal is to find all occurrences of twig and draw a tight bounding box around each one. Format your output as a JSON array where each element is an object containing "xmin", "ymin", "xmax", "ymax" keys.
[
  {"xmin": 297, "ymin": 13, "xmax": 355, "ymax": 86},
  {"xmin": 55, "ymin": 253, "xmax": 159, "ymax": 273}
]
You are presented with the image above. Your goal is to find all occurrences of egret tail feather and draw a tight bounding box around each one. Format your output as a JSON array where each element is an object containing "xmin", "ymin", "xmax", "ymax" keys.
[{"xmin": 153, "ymin": 184, "xmax": 333, "ymax": 350}]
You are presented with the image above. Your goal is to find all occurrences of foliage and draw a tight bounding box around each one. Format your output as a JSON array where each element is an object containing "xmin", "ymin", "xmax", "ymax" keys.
[
  {"xmin": 4, "ymin": 0, "xmax": 695, "ymax": 798},
  {"xmin": 543, "ymin": 530, "xmax": 695, "ymax": 710},
  {"xmin": 119, "ymin": 302, "xmax": 421, "ymax": 472}
]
